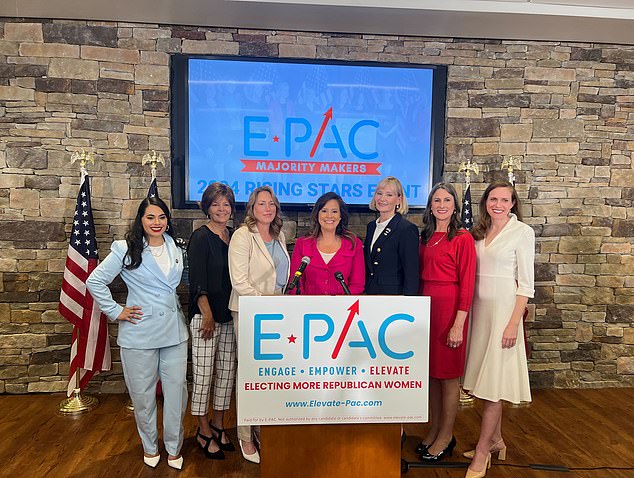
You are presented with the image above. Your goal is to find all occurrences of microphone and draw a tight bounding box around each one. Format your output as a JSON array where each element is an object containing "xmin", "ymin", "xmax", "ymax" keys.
[
  {"xmin": 334, "ymin": 271, "xmax": 351, "ymax": 295},
  {"xmin": 287, "ymin": 256, "xmax": 310, "ymax": 291}
]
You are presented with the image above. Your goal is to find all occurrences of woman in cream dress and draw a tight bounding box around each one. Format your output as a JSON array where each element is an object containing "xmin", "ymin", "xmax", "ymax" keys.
[{"xmin": 462, "ymin": 181, "xmax": 535, "ymax": 478}]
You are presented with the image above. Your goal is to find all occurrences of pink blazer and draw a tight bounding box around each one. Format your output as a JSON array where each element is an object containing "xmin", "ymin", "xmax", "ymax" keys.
[{"xmin": 289, "ymin": 235, "xmax": 365, "ymax": 295}]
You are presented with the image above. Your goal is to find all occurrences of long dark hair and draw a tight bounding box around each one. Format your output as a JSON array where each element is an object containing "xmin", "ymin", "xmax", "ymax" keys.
[
  {"xmin": 420, "ymin": 182, "xmax": 462, "ymax": 244},
  {"xmin": 124, "ymin": 197, "xmax": 174, "ymax": 270},
  {"xmin": 471, "ymin": 180, "xmax": 523, "ymax": 241},
  {"xmin": 308, "ymin": 192, "xmax": 357, "ymax": 247}
]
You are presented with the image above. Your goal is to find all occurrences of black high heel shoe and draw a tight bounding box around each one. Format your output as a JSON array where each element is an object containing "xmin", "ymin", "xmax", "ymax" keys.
[
  {"xmin": 210, "ymin": 423, "xmax": 236, "ymax": 452},
  {"xmin": 419, "ymin": 436, "xmax": 456, "ymax": 461},
  {"xmin": 196, "ymin": 428, "xmax": 226, "ymax": 460},
  {"xmin": 415, "ymin": 441, "xmax": 431, "ymax": 455}
]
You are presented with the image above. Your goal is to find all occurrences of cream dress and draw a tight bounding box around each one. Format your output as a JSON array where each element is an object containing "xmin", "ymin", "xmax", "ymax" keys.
[{"xmin": 463, "ymin": 214, "xmax": 535, "ymax": 404}]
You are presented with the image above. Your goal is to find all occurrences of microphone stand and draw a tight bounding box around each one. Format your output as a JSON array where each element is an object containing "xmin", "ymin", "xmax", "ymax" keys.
[
  {"xmin": 340, "ymin": 282, "xmax": 351, "ymax": 295},
  {"xmin": 335, "ymin": 272, "xmax": 351, "ymax": 295}
]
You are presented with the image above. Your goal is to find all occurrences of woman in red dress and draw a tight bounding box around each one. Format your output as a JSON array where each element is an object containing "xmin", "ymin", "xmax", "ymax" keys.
[{"xmin": 416, "ymin": 182, "xmax": 476, "ymax": 461}]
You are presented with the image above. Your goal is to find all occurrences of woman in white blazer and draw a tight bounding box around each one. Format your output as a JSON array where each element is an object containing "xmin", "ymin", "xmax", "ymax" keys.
[
  {"xmin": 87, "ymin": 197, "xmax": 188, "ymax": 470},
  {"xmin": 228, "ymin": 185, "xmax": 290, "ymax": 463}
]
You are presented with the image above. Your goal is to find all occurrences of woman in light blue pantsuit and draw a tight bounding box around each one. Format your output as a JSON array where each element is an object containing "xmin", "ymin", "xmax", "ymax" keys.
[{"xmin": 87, "ymin": 197, "xmax": 188, "ymax": 470}]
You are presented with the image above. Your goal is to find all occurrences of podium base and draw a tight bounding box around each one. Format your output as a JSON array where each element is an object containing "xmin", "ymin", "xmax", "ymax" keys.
[{"xmin": 261, "ymin": 423, "xmax": 400, "ymax": 478}]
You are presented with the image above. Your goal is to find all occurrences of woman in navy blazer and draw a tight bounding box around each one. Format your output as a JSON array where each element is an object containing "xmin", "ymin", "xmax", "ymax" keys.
[
  {"xmin": 364, "ymin": 176, "xmax": 419, "ymax": 447},
  {"xmin": 364, "ymin": 176, "xmax": 419, "ymax": 296},
  {"xmin": 87, "ymin": 197, "xmax": 188, "ymax": 470}
]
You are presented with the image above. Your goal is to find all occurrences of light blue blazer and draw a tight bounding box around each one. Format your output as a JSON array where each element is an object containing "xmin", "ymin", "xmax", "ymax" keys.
[{"xmin": 86, "ymin": 234, "xmax": 189, "ymax": 349}]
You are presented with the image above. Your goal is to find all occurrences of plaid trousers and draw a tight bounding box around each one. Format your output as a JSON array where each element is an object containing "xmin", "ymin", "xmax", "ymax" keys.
[{"xmin": 189, "ymin": 315, "xmax": 237, "ymax": 416}]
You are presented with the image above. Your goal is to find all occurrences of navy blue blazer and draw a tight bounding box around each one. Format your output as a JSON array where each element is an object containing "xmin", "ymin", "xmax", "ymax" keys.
[
  {"xmin": 86, "ymin": 234, "xmax": 189, "ymax": 349},
  {"xmin": 364, "ymin": 213, "xmax": 420, "ymax": 296}
]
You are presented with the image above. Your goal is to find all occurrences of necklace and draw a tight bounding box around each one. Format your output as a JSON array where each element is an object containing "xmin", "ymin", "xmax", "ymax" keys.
[
  {"xmin": 208, "ymin": 224, "xmax": 229, "ymax": 243},
  {"xmin": 428, "ymin": 232, "xmax": 447, "ymax": 247},
  {"xmin": 149, "ymin": 243, "xmax": 165, "ymax": 257}
]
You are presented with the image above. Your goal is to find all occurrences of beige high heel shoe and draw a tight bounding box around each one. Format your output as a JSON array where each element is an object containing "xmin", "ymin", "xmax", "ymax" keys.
[
  {"xmin": 465, "ymin": 453, "xmax": 491, "ymax": 478},
  {"xmin": 463, "ymin": 439, "xmax": 506, "ymax": 460}
]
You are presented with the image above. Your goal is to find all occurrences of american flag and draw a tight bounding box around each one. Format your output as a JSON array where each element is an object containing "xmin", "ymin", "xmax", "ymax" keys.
[
  {"xmin": 148, "ymin": 177, "xmax": 158, "ymax": 198},
  {"xmin": 59, "ymin": 175, "xmax": 111, "ymax": 397},
  {"xmin": 461, "ymin": 184, "xmax": 473, "ymax": 230}
]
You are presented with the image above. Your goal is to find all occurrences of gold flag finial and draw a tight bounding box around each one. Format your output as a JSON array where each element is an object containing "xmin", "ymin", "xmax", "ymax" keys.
[
  {"xmin": 458, "ymin": 158, "xmax": 480, "ymax": 187},
  {"xmin": 501, "ymin": 156, "xmax": 521, "ymax": 185},
  {"xmin": 70, "ymin": 150, "xmax": 95, "ymax": 180},
  {"xmin": 142, "ymin": 151, "xmax": 165, "ymax": 180}
]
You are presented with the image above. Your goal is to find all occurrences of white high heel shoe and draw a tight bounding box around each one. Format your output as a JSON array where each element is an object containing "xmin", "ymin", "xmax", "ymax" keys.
[
  {"xmin": 168, "ymin": 455, "xmax": 184, "ymax": 470},
  {"xmin": 143, "ymin": 454, "xmax": 160, "ymax": 468},
  {"xmin": 239, "ymin": 439, "xmax": 260, "ymax": 464}
]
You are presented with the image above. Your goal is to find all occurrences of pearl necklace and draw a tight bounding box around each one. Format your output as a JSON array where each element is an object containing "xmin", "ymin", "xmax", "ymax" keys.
[
  {"xmin": 149, "ymin": 243, "xmax": 165, "ymax": 257},
  {"xmin": 428, "ymin": 232, "xmax": 447, "ymax": 247}
]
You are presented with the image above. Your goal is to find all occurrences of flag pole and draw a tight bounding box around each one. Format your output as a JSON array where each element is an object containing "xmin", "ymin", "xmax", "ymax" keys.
[
  {"xmin": 501, "ymin": 156, "xmax": 529, "ymax": 410},
  {"xmin": 59, "ymin": 150, "xmax": 100, "ymax": 415},
  {"xmin": 59, "ymin": 387, "xmax": 99, "ymax": 414},
  {"xmin": 457, "ymin": 159, "xmax": 479, "ymax": 407},
  {"xmin": 501, "ymin": 155, "xmax": 521, "ymax": 186},
  {"xmin": 142, "ymin": 150, "xmax": 165, "ymax": 182},
  {"xmin": 458, "ymin": 158, "xmax": 479, "ymax": 189}
]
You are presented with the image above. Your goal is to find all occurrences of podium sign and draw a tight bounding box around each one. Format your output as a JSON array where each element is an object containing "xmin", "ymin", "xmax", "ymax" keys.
[{"xmin": 237, "ymin": 295, "xmax": 429, "ymax": 426}]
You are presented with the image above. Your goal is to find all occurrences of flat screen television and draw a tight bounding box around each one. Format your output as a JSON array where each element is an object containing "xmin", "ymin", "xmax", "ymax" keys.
[{"xmin": 171, "ymin": 55, "xmax": 446, "ymax": 209}]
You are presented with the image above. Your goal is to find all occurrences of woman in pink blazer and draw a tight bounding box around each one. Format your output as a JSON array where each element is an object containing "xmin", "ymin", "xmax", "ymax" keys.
[{"xmin": 289, "ymin": 192, "xmax": 364, "ymax": 295}]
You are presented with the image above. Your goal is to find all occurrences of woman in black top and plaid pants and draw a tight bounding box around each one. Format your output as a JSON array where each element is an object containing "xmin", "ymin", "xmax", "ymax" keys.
[{"xmin": 188, "ymin": 183, "xmax": 237, "ymax": 459}]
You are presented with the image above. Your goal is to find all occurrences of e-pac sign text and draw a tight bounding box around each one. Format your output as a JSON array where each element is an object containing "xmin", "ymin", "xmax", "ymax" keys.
[{"xmin": 253, "ymin": 300, "xmax": 414, "ymax": 361}]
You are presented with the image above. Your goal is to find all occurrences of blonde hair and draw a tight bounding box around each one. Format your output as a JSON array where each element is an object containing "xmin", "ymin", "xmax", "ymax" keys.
[
  {"xmin": 244, "ymin": 186, "xmax": 283, "ymax": 238},
  {"xmin": 369, "ymin": 176, "xmax": 409, "ymax": 215}
]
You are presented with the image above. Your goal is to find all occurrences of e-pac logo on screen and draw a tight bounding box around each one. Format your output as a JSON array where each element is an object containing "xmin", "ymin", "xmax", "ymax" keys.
[
  {"xmin": 244, "ymin": 107, "xmax": 379, "ymax": 160},
  {"xmin": 253, "ymin": 300, "xmax": 414, "ymax": 361}
]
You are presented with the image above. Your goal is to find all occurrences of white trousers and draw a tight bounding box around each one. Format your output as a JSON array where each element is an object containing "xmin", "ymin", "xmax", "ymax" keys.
[
  {"xmin": 121, "ymin": 341, "xmax": 188, "ymax": 456},
  {"xmin": 232, "ymin": 310, "xmax": 259, "ymax": 443}
]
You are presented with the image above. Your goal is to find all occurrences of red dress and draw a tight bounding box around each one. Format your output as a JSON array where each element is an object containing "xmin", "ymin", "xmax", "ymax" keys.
[{"xmin": 419, "ymin": 230, "xmax": 476, "ymax": 379}]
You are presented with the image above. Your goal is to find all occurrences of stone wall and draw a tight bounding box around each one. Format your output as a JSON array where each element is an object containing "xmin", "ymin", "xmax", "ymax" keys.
[{"xmin": 0, "ymin": 19, "xmax": 633, "ymax": 393}]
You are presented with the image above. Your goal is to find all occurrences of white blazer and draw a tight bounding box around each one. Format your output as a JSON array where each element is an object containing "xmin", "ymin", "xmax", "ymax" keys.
[
  {"xmin": 86, "ymin": 234, "xmax": 189, "ymax": 349},
  {"xmin": 228, "ymin": 225, "xmax": 290, "ymax": 312}
]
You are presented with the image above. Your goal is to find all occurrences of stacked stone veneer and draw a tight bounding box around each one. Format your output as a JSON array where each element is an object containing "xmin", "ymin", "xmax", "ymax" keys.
[{"xmin": 0, "ymin": 19, "xmax": 633, "ymax": 393}]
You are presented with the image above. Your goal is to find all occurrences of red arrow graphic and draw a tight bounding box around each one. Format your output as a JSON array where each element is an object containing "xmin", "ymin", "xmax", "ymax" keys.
[
  {"xmin": 309, "ymin": 107, "xmax": 333, "ymax": 158},
  {"xmin": 331, "ymin": 299, "xmax": 360, "ymax": 359}
]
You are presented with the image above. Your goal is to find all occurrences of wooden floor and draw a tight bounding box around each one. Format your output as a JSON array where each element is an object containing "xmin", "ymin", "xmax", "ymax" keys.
[{"xmin": 0, "ymin": 388, "xmax": 633, "ymax": 478}]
